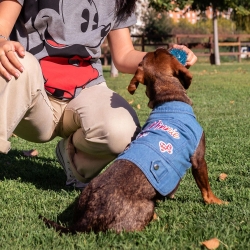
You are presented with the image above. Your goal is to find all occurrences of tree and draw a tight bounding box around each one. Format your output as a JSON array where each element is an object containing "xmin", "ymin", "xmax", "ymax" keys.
[
  {"xmin": 234, "ymin": 14, "xmax": 250, "ymax": 33},
  {"xmin": 231, "ymin": 1, "xmax": 250, "ymax": 33},
  {"xmin": 147, "ymin": 0, "xmax": 250, "ymax": 65},
  {"xmin": 141, "ymin": 9, "xmax": 174, "ymax": 43},
  {"xmin": 148, "ymin": 0, "xmax": 191, "ymax": 12}
]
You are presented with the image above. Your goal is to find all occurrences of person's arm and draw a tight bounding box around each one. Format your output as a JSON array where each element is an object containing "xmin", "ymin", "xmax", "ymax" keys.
[
  {"xmin": 107, "ymin": 28, "xmax": 197, "ymax": 74},
  {"xmin": 107, "ymin": 28, "xmax": 146, "ymax": 74},
  {"xmin": 0, "ymin": 0, "xmax": 22, "ymax": 39},
  {"xmin": 0, "ymin": 0, "xmax": 24, "ymax": 80}
]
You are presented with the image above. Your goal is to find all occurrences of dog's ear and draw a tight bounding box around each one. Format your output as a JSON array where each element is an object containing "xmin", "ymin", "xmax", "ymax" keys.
[
  {"xmin": 176, "ymin": 64, "xmax": 193, "ymax": 89},
  {"xmin": 127, "ymin": 64, "xmax": 144, "ymax": 95}
]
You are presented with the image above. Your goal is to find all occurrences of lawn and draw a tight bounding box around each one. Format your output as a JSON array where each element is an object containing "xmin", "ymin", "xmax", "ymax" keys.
[{"xmin": 0, "ymin": 61, "xmax": 250, "ymax": 249}]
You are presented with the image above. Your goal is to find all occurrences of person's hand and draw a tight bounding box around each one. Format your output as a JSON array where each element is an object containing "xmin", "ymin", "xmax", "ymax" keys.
[
  {"xmin": 172, "ymin": 44, "xmax": 197, "ymax": 68},
  {"xmin": 0, "ymin": 40, "xmax": 25, "ymax": 81}
]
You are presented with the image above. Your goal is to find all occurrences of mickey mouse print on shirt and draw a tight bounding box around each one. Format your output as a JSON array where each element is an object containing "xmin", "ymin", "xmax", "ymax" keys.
[{"xmin": 13, "ymin": 0, "xmax": 136, "ymax": 99}]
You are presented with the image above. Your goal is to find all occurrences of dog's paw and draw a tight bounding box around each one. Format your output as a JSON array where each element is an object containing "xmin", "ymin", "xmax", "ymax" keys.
[{"xmin": 205, "ymin": 197, "xmax": 229, "ymax": 205}]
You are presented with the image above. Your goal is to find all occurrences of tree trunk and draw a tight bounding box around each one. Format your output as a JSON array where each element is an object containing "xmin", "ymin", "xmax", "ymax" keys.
[
  {"xmin": 110, "ymin": 59, "xmax": 119, "ymax": 77},
  {"xmin": 213, "ymin": 8, "xmax": 221, "ymax": 65}
]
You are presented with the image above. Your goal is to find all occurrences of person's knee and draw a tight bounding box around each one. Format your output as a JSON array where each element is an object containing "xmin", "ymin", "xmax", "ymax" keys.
[
  {"xmin": 106, "ymin": 120, "xmax": 141, "ymax": 154},
  {"xmin": 18, "ymin": 51, "xmax": 40, "ymax": 71},
  {"xmin": 16, "ymin": 52, "xmax": 44, "ymax": 94},
  {"xmin": 72, "ymin": 119, "xmax": 140, "ymax": 156},
  {"xmin": 17, "ymin": 52, "xmax": 43, "ymax": 87}
]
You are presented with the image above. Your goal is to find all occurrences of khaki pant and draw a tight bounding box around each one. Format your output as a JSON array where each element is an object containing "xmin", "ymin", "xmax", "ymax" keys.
[{"xmin": 0, "ymin": 52, "xmax": 141, "ymax": 180}]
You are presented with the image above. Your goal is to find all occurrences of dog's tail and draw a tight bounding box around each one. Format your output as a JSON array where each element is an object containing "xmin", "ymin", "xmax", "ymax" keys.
[{"xmin": 39, "ymin": 215, "xmax": 77, "ymax": 235}]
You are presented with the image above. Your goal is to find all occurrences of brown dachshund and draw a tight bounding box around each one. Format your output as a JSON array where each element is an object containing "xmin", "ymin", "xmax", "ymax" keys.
[{"xmin": 40, "ymin": 48, "xmax": 225, "ymax": 234}]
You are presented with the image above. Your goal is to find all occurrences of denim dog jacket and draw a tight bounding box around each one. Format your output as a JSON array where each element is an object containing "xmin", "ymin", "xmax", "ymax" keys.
[{"xmin": 116, "ymin": 101, "xmax": 203, "ymax": 196}]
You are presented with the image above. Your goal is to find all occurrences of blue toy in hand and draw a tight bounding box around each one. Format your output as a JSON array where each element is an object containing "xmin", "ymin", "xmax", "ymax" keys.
[{"xmin": 169, "ymin": 48, "xmax": 187, "ymax": 65}]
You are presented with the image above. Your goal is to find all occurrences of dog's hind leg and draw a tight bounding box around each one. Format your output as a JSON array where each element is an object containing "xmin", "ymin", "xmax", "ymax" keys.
[{"xmin": 108, "ymin": 199, "xmax": 155, "ymax": 233}]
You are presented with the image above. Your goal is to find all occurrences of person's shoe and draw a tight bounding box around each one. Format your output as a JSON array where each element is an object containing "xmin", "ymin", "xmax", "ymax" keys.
[{"xmin": 56, "ymin": 138, "xmax": 88, "ymax": 190}]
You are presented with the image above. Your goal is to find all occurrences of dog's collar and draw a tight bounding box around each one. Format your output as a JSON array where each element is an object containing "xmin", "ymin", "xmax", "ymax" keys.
[{"xmin": 152, "ymin": 101, "xmax": 195, "ymax": 116}]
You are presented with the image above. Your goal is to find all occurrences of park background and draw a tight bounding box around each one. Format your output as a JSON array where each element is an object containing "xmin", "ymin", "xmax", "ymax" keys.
[{"xmin": 1, "ymin": 1, "xmax": 250, "ymax": 249}]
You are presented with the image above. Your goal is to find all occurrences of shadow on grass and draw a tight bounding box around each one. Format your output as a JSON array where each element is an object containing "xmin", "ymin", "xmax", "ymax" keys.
[
  {"xmin": 0, "ymin": 149, "xmax": 68, "ymax": 191},
  {"xmin": 57, "ymin": 197, "xmax": 79, "ymax": 226}
]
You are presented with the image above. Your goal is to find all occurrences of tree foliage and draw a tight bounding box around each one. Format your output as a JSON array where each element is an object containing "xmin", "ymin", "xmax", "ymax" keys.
[
  {"xmin": 233, "ymin": 14, "xmax": 250, "ymax": 33},
  {"xmin": 147, "ymin": 0, "xmax": 250, "ymax": 32},
  {"xmin": 141, "ymin": 10, "xmax": 174, "ymax": 43},
  {"xmin": 171, "ymin": 18, "xmax": 235, "ymax": 35},
  {"xmin": 148, "ymin": 0, "xmax": 250, "ymax": 15},
  {"xmin": 230, "ymin": 1, "xmax": 250, "ymax": 32},
  {"xmin": 148, "ymin": 0, "xmax": 191, "ymax": 12},
  {"xmin": 227, "ymin": 0, "xmax": 250, "ymax": 15},
  {"xmin": 141, "ymin": 13, "xmax": 236, "ymax": 43}
]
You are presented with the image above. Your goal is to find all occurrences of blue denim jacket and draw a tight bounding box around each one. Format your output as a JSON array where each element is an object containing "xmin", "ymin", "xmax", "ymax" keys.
[{"xmin": 116, "ymin": 101, "xmax": 203, "ymax": 196}]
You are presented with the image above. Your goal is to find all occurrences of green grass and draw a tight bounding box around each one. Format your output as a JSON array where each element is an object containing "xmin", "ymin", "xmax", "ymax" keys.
[{"xmin": 1, "ymin": 62, "xmax": 250, "ymax": 249}]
